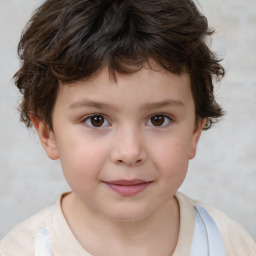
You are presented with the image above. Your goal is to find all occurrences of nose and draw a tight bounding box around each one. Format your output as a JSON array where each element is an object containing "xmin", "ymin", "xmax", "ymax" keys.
[{"xmin": 110, "ymin": 127, "xmax": 147, "ymax": 166}]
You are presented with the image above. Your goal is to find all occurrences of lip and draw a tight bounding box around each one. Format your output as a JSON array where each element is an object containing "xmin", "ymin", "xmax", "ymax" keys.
[{"xmin": 104, "ymin": 180, "xmax": 152, "ymax": 196}]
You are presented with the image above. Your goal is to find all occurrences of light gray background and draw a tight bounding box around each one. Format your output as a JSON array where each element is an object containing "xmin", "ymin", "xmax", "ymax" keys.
[{"xmin": 0, "ymin": 0, "xmax": 255, "ymax": 240}]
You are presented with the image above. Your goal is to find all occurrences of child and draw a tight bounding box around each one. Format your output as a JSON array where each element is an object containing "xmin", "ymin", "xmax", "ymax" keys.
[{"xmin": 1, "ymin": 0, "xmax": 255, "ymax": 255}]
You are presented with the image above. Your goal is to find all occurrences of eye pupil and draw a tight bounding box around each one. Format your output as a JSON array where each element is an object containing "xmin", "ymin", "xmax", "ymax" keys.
[
  {"xmin": 151, "ymin": 115, "xmax": 164, "ymax": 126},
  {"xmin": 91, "ymin": 116, "xmax": 104, "ymax": 127}
]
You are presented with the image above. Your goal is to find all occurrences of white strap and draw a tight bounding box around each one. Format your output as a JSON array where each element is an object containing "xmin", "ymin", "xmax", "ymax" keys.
[
  {"xmin": 190, "ymin": 205, "xmax": 226, "ymax": 256},
  {"xmin": 34, "ymin": 228, "xmax": 53, "ymax": 256},
  {"xmin": 190, "ymin": 206, "xmax": 208, "ymax": 255}
]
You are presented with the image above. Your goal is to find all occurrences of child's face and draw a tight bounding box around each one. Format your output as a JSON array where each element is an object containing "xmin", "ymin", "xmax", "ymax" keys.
[{"xmin": 36, "ymin": 63, "xmax": 205, "ymax": 222}]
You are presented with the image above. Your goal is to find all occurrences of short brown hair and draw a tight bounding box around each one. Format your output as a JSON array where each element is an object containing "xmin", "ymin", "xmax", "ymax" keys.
[{"xmin": 15, "ymin": 0, "xmax": 225, "ymax": 130}]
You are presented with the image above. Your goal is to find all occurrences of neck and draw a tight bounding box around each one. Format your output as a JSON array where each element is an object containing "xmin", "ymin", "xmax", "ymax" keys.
[{"xmin": 62, "ymin": 192, "xmax": 180, "ymax": 256}]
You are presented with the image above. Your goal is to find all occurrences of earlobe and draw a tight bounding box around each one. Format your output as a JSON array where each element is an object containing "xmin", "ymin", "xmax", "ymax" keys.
[
  {"xmin": 30, "ymin": 115, "xmax": 59, "ymax": 160},
  {"xmin": 189, "ymin": 118, "xmax": 207, "ymax": 159}
]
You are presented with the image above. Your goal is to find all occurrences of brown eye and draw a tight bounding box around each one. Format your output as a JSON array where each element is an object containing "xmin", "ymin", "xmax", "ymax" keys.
[
  {"xmin": 147, "ymin": 114, "xmax": 171, "ymax": 127},
  {"xmin": 151, "ymin": 115, "xmax": 164, "ymax": 126},
  {"xmin": 85, "ymin": 115, "xmax": 109, "ymax": 128}
]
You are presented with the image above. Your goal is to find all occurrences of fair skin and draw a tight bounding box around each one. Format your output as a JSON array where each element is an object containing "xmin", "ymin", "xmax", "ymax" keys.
[{"xmin": 31, "ymin": 64, "xmax": 206, "ymax": 256}]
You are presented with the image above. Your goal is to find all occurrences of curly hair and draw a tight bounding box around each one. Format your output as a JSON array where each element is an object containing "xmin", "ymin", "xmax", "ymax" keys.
[{"xmin": 14, "ymin": 0, "xmax": 225, "ymax": 130}]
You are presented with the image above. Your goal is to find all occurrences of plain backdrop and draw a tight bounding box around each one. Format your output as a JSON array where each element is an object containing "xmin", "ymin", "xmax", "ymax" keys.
[{"xmin": 0, "ymin": 0, "xmax": 256, "ymax": 240}]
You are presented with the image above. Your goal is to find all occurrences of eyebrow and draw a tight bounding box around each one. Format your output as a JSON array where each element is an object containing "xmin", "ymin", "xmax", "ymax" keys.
[
  {"xmin": 140, "ymin": 99, "xmax": 185, "ymax": 111},
  {"xmin": 69, "ymin": 99, "xmax": 185, "ymax": 111},
  {"xmin": 69, "ymin": 100, "xmax": 117, "ymax": 110}
]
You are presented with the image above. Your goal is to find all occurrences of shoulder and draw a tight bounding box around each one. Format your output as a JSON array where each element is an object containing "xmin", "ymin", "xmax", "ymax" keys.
[
  {"xmin": 0, "ymin": 204, "xmax": 55, "ymax": 256},
  {"xmin": 202, "ymin": 203, "xmax": 256, "ymax": 255},
  {"xmin": 177, "ymin": 192, "xmax": 256, "ymax": 255}
]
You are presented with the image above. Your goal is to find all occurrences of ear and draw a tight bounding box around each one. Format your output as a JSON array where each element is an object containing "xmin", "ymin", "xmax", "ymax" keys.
[
  {"xmin": 30, "ymin": 115, "xmax": 59, "ymax": 160},
  {"xmin": 188, "ymin": 118, "xmax": 207, "ymax": 159}
]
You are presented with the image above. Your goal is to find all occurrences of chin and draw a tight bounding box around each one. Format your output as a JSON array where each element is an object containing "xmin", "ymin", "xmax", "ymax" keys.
[{"xmin": 104, "ymin": 206, "xmax": 152, "ymax": 223}]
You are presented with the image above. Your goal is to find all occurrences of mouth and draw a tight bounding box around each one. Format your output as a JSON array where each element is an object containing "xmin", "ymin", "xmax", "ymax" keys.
[{"xmin": 103, "ymin": 179, "xmax": 153, "ymax": 196}]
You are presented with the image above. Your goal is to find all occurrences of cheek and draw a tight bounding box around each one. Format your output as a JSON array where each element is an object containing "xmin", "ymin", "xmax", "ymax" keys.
[
  {"xmin": 56, "ymin": 136, "xmax": 108, "ymax": 191},
  {"xmin": 151, "ymin": 137, "xmax": 190, "ymax": 183}
]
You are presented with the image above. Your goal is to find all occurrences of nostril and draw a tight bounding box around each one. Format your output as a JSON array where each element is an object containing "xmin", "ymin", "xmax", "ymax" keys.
[
  {"xmin": 110, "ymin": 141, "xmax": 147, "ymax": 166},
  {"xmin": 115, "ymin": 157, "xmax": 144, "ymax": 166}
]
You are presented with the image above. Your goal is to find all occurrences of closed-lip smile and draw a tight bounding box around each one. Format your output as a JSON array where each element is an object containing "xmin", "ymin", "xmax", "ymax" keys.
[{"xmin": 103, "ymin": 179, "xmax": 153, "ymax": 196}]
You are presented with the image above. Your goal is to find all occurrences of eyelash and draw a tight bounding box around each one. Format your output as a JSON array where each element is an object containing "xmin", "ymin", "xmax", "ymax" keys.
[
  {"xmin": 82, "ymin": 113, "xmax": 173, "ymax": 128},
  {"xmin": 146, "ymin": 114, "xmax": 173, "ymax": 128},
  {"xmin": 83, "ymin": 114, "xmax": 111, "ymax": 128}
]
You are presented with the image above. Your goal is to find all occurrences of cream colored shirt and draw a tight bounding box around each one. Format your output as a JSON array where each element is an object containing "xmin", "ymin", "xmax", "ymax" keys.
[{"xmin": 0, "ymin": 192, "xmax": 255, "ymax": 256}]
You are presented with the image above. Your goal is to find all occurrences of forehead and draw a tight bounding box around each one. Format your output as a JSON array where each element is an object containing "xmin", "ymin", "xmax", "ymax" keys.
[{"xmin": 57, "ymin": 65, "xmax": 193, "ymax": 110}]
